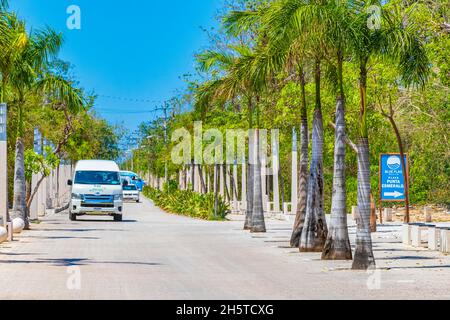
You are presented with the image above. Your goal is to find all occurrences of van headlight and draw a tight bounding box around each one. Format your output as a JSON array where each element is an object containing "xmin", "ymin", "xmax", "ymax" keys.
[
  {"xmin": 114, "ymin": 194, "xmax": 123, "ymax": 201},
  {"xmin": 72, "ymin": 193, "xmax": 83, "ymax": 200}
]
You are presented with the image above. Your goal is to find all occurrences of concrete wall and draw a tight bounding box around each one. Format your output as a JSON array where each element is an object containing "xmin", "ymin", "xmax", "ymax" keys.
[{"xmin": 29, "ymin": 164, "xmax": 73, "ymax": 219}]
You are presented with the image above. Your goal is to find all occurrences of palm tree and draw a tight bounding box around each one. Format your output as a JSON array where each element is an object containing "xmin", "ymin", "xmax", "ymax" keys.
[
  {"xmin": 224, "ymin": 4, "xmax": 312, "ymax": 244},
  {"xmin": 0, "ymin": 13, "xmax": 63, "ymax": 228},
  {"xmin": 220, "ymin": 52, "xmax": 267, "ymax": 233},
  {"xmin": 262, "ymin": 0, "xmax": 330, "ymax": 252},
  {"xmin": 349, "ymin": 1, "xmax": 430, "ymax": 270},
  {"xmin": 195, "ymin": 46, "xmax": 267, "ymax": 232},
  {"xmin": 288, "ymin": 65, "xmax": 309, "ymax": 247},
  {"xmin": 321, "ymin": 1, "xmax": 354, "ymax": 260}
]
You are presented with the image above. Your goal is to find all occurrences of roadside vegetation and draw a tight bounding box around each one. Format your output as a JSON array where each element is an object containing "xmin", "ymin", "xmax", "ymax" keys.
[{"xmin": 143, "ymin": 185, "xmax": 230, "ymax": 221}]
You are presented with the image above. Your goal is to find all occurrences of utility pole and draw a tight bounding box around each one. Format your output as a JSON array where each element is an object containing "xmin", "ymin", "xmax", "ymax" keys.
[{"xmin": 163, "ymin": 102, "xmax": 169, "ymax": 186}]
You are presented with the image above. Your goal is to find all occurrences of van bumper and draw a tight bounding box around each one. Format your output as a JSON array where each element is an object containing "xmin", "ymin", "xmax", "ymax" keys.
[{"xmin": 70, "ymin": 200, "xmax": 123, "ymax": 216}]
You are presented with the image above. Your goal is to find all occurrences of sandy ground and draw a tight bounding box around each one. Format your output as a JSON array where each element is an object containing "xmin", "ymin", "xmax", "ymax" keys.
[
  {"xmin": 0, "ymin": 197, "xmax": 449, "ymax": 300},
  {"xmin": 389, "ymin": 206, "xmax": 450, "ymax": 223}
]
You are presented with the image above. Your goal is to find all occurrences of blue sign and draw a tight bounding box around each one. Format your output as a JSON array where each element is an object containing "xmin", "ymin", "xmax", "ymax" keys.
[{"xmin": 380, "ymin": 154, "xmax": 408, "ymax": 201}]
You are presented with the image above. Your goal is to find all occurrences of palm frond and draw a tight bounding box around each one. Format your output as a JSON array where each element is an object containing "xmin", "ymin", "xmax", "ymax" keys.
[{"xmin": 34, "ymin": 75, "xmax": 84, "ymax": 113}]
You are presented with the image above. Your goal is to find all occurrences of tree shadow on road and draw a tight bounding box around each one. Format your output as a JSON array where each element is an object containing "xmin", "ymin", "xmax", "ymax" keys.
[
  {"xmin": 35, "ymin": 228, "xmax": 126, "ymax": 233},
  {"xmin": 0, "ymin": 257, "xmax": 164, "ymax": 267},
  {"xmin": 25, "ymin": 236, "xmax": 101, "ymax": 240}
]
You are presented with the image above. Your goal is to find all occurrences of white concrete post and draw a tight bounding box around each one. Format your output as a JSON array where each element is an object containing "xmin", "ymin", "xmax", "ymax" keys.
[
  {"xmin": 233, "ymin": 160, "xmax": 239, "ymax": 212},
  {"xmin": 261, "ymin": 156, "xmax": 267, "ymax": 212},
  {"xmin": 291, "ymin": 128, "xmax": 298, "ymax": 216},
  {"xmin": 178, "ymin": 170, "xmax": 183, "ymax": 190},
  {"xmin": 411, "ymin": 225, "xmax": 423, "ymax": 247},
  {"xmin": 213, "ymin": 165, "xmax": 218, "ymax": 195},
  {"xmin": 241, "ymin": 156, "xmax": 247, "ymax": 212},
  {"xmin": 207, "ymin": 167, "xmax": 211, "ymax": 194},
  {"xmin": 272, "ymin": 131, "xmax": 280, "ymax": 213},
  {"xmin": 37, "ymin": 173, "xmax": 46, "ymax": 217},
  {"xmin": 219, "ymin": 164, "xmax": 225, "ymax": 198},
  {"xmin": 202, "ymin": 166, "xmax": 207, "ymax": 194},
  {"xmin": 0, "ymin": 103, "xmax": 8, "ymax": 227},
  {"xmin": 384, "ymin": 208, "xmax": 393, "ymax": 222},
  {"xmin": 440, "ymin": 229, "xmax": 450, "ymax": 254},
  {"xmin": 402, "ymin": 224, "xmax": 412, "ymax": 246},
  {"xmin": 193, "ymin": 164, "xmax": 199, "ymax": 193},
  {"xmin": 428, "ymin": 226, "xmax": 439, "ymax": 251},
  {"xmin": 29, "ymin": 173, "xmax": 39, "ymax": 220}
]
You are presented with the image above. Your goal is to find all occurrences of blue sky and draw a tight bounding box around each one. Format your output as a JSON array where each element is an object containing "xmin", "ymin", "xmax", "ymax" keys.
[{"xmin": 11, "ymin": 0, "xmax": 221, "ymax": 129}]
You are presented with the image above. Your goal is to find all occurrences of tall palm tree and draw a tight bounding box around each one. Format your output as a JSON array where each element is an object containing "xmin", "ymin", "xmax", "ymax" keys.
[
  {"xmin": 0, "ymin": 14, "xmax": 63, "ymax": 228},
  {"xmin": 321, "ymin": 0, "xmax": 354, "ymax": 260},
  {"xmin": 220, "ymin": 50, "xmax": 268, "ymax": 233},
  {"xmin": 224, "ymin": 4, "xmax": 312, "ymax": 244},
  {"xmin": 195, "ymin": 46, "xmax": 267, "ymax": 232},
  {"xmin": 262, "ymin": 0, "xmax": 330, "ymax": 252},
  {"xmin": 349, "ymin": 1, "xmax": 430, "ymax": 270}
]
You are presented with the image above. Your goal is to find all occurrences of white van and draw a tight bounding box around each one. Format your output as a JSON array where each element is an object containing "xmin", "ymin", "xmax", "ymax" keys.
[{"xmin": 68, "ymin": 160, "xmax": 124, "ymax": 221}]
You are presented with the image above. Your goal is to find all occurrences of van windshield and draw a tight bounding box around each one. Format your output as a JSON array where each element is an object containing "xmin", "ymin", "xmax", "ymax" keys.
[{"xmin": 74, "ymin": 171, "xmax": 121, "ymax": 186}]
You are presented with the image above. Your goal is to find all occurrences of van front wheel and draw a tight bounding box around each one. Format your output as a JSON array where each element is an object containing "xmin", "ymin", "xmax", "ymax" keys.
[
  {"xmin": 69, "ymin": 212, "xmax": 77, "ymax": 221},
  {"xmin": 114, "ymin": 214, "xmax": 122, "ymax": 222}
]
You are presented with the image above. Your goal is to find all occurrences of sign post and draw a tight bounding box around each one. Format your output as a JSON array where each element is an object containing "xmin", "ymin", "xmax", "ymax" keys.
[
  {"xmin": 0, "ymin": 103, "xmax": 8, "ymax": 227},
  {"xmin": 379, "ymin": 153, "xmax": 410, "ymax": 222}
]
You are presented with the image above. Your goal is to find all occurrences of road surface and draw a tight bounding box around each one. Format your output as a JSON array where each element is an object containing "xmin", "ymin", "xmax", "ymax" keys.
[{"xmin": 1, "ymin": 197, "xmax": 449, "ymax": 300}]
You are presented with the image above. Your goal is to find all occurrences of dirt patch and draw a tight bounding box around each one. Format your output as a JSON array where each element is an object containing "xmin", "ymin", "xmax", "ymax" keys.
[{"xmin": 389, "ymin": 205, "xmax": 450, "ymax": 223}]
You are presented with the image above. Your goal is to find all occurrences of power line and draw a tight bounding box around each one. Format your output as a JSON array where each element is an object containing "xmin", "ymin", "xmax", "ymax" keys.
[
  {"xmin": 97, "ymin": 94, "xmax": 162, "ymax": 104},
  {"xmin": 94, "ymin": 105, "xmax": 169, "ymax": 115}
]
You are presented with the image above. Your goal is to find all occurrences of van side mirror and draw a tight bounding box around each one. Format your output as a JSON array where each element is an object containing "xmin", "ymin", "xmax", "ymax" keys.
[
  {"xmin": 122, "ymin": 180, "xmax": 128, "ymax": 187},
  {"xmin": 67, "ymin": 180, "xmax": 73, "ymax": 186}
]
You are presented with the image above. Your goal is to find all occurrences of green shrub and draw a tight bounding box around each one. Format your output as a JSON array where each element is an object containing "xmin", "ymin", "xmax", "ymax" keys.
[{"xmin": 143, "ymin": 187, "xmax": 230, "ymax": 220}]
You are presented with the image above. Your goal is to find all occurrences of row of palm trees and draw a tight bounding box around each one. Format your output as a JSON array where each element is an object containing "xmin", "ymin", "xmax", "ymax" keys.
[
  {"xmin": 193, "ymin": 0, "xmax": 429, "ymax": 270},
  {"xmin": 0, "ymin": 2, "xmax": 85, "ymax": 229}
]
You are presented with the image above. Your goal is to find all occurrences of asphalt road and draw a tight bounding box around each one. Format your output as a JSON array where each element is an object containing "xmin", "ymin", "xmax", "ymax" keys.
[{"xmin": 1, "ymin": 197, "xmax": 449, "ymax": 300}]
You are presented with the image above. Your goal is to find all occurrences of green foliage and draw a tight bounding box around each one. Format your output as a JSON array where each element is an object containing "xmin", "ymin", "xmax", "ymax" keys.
[
  {"xmin": 143, "ymin": 186, "xmax": 230, "ymax": 221},
  {"xmin": 24, "ymin": 146, "xmax": 60, "ymax": 182}
]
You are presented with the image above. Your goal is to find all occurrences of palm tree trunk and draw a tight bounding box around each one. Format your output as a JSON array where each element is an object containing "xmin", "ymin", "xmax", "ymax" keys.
[
  {"xmin": 244, "ymin": 96, "xmax": 254, "ymax": 230},
  {"xmin": 322, "ymin": 97, "xmax": 352, "ymax": 260},
  {"xmin": 12, "ymin": 101, "xmax": 28, "ymax": 229},
  {"xmin": 353, "ymin": 61, "xmax": 376, "ymax": 270},
  {"xmin": 291, "ymin": 69, "xmax": 308, "ymax": 247},
  {"xmin": 300, "ymin": 61, "xmax": 327, "ymax": 252},
  {"xmin": 251, "ymin": 128, "xmax": 266, "ymax": 233},
  {"xmin": 244, "ymin": 159, "xmax": 254, "ymax": 230},
  {"xmin": 353, "ymin": 138, "xmax": 376, "ymax": 269}
]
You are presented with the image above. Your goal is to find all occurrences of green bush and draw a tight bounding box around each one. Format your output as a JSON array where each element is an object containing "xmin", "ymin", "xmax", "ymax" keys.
[{"xmin": 143, "ymin": 186, "xmax": 230, "ymax": 221}]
